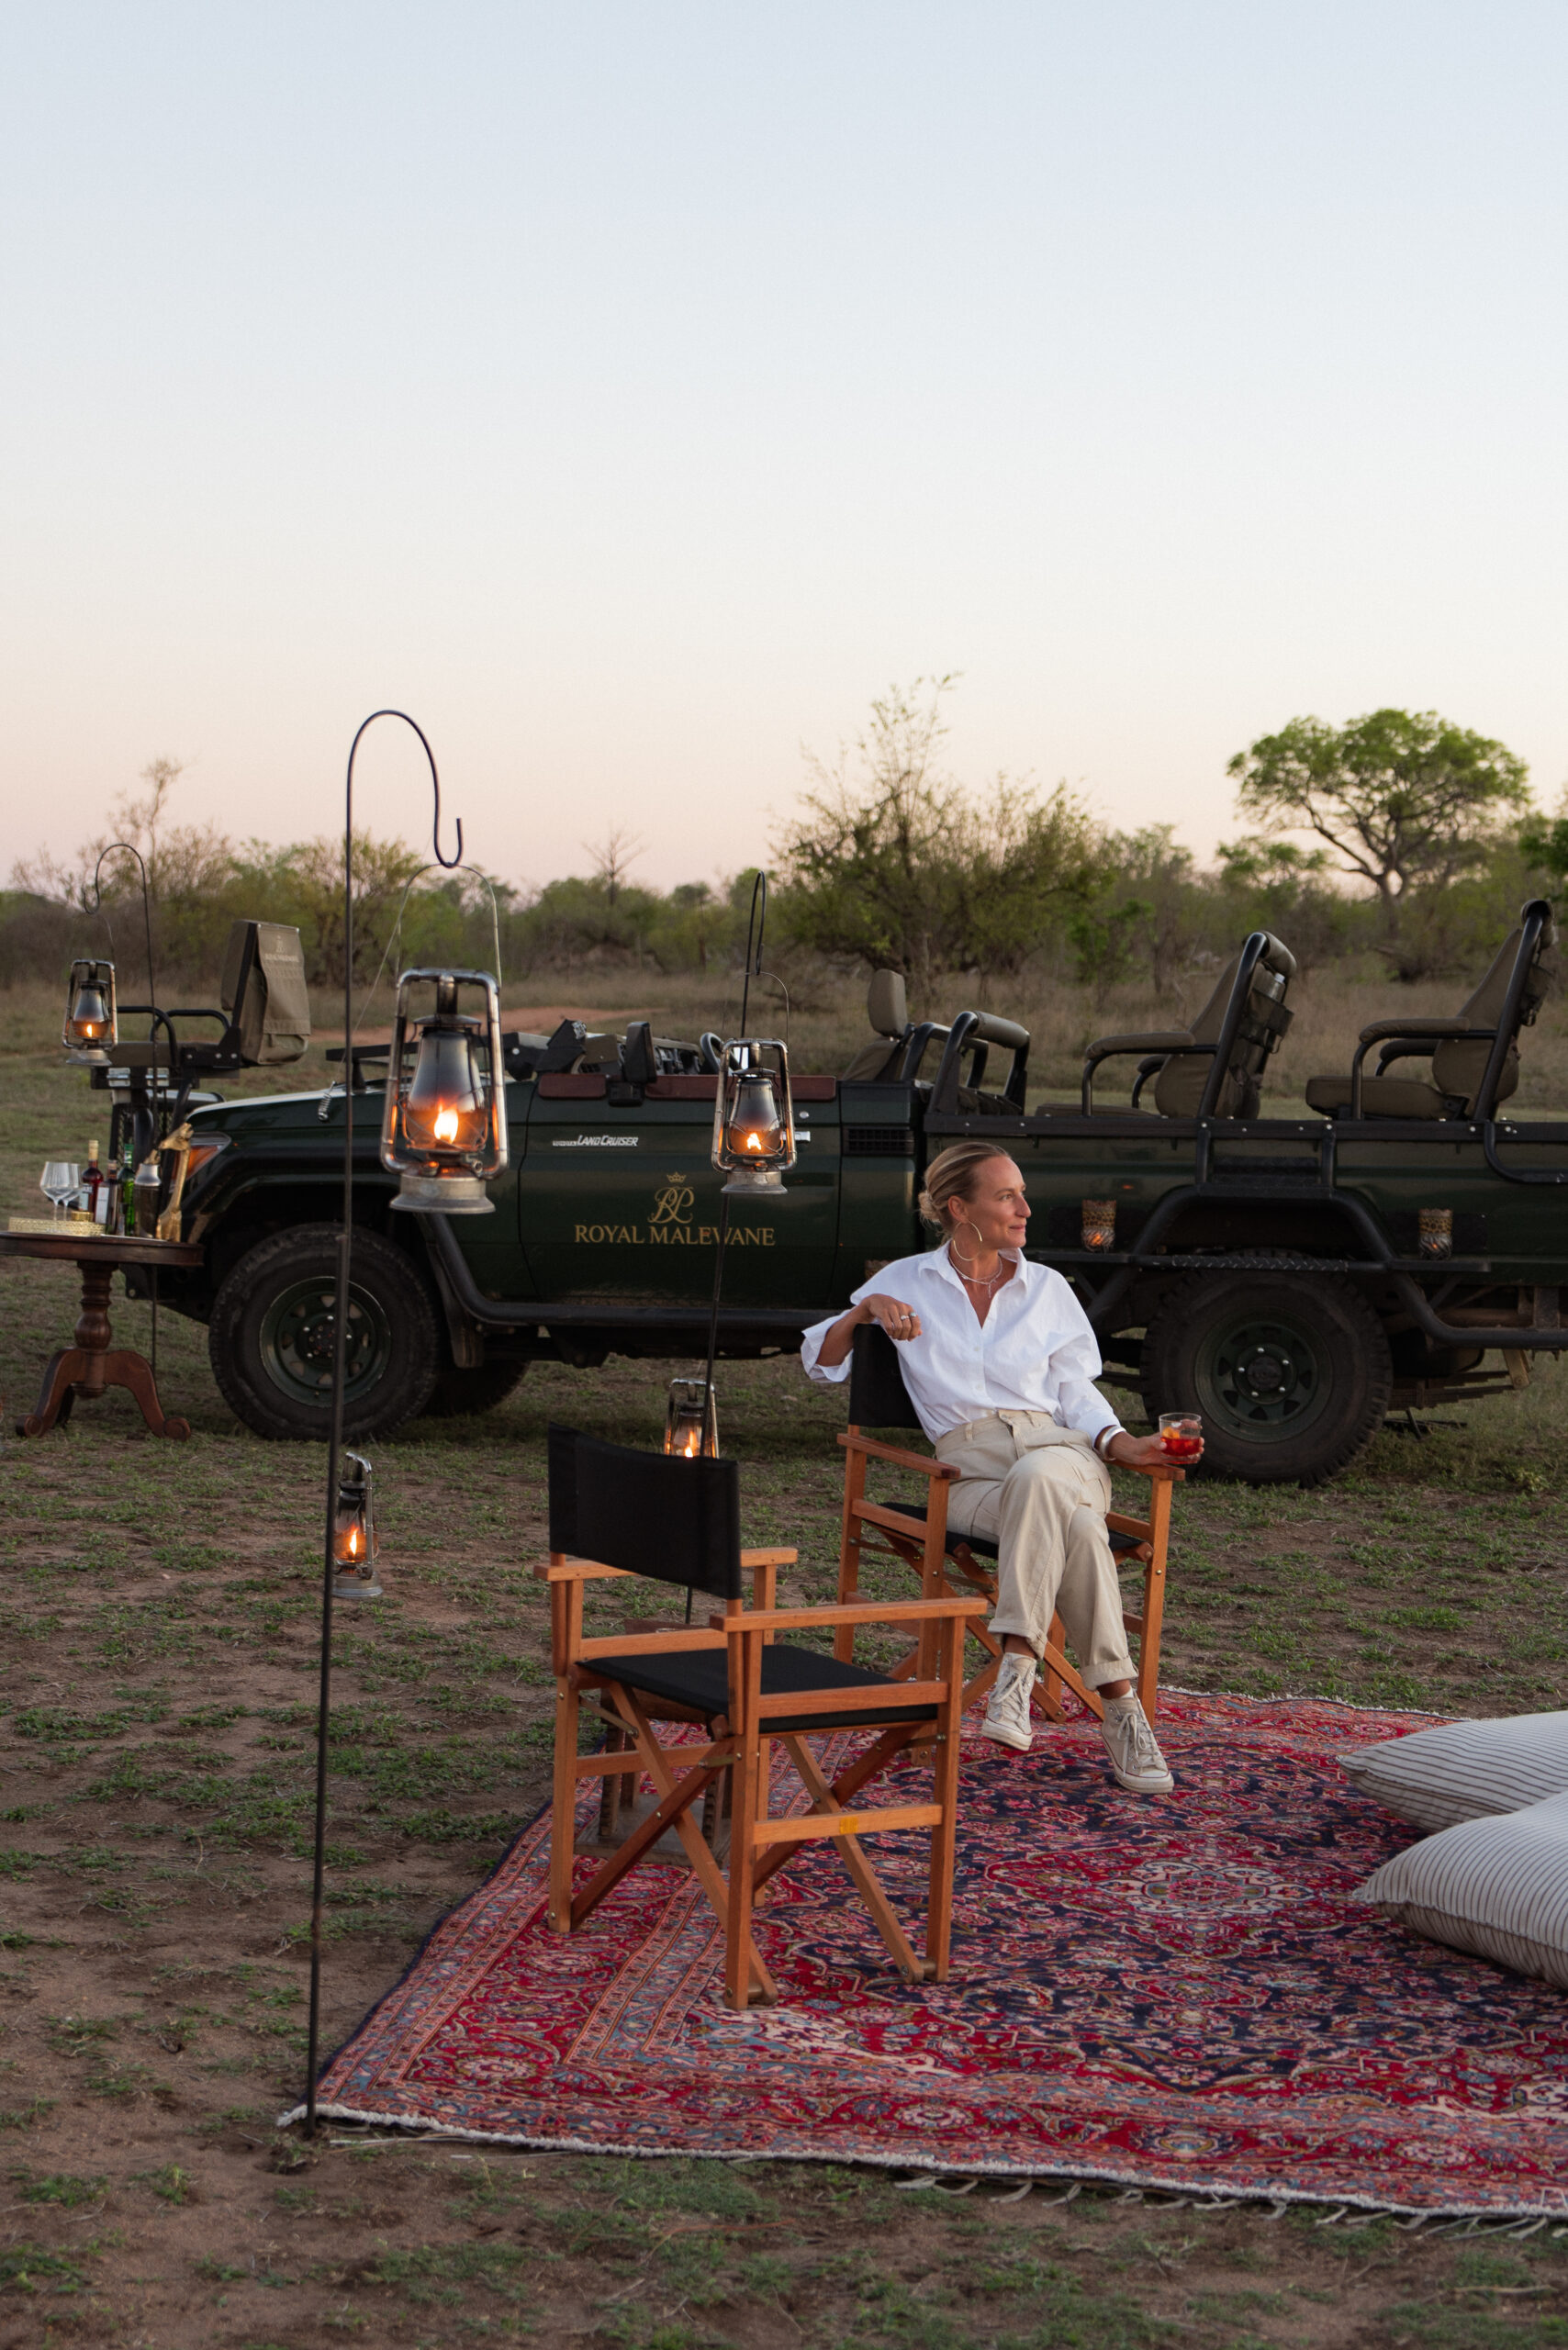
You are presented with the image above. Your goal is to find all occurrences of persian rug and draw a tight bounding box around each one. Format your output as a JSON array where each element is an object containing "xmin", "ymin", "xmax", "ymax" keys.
[{"xmin": 293, "ymin": 1692, "xmax": 1568, "ymax": 2215}]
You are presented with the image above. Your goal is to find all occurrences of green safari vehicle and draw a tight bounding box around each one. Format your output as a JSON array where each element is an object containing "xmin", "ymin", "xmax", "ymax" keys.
[{"xmin": 126, "ymin": 901, "xmax": 1567, "ymax": 1483}]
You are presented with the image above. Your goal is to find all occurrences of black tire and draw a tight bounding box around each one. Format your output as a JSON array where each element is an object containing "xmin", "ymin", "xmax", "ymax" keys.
[
  {"xmin": 1142, "ymin": 1257, "xmax": 1393, "ymax": 1486},
  {"xmin": 420, "ymin": 1358, "xmax": 530, "ymax": 1419},
  {"xmin": 208, "ymin": 1224, "xmax": 442, "ymax": 1442}
]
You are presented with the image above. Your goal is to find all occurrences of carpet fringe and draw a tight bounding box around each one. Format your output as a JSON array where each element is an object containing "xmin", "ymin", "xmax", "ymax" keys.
[{"xmin": 274, "ymin": 2099, "xmax": 1568, "ymax": 2222}]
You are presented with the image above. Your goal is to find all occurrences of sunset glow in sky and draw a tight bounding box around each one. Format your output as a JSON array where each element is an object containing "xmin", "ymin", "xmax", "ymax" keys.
[{"xmin": 3, "ymin": 3, "xmax": 1565, "ymax": 891}]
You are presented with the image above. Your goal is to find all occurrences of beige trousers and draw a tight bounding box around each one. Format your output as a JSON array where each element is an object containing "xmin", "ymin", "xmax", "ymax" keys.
[{"xmin": 933, "ymin": 1413, "xmax": 1134, "ymax": 1686}]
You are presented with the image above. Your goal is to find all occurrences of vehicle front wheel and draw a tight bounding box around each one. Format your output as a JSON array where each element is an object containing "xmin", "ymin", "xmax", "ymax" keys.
[
  {"xmin": 208, "ymin": 1224, "xmax": 442, "ymax": 1441},
  {"xmin": 1141, "ymin": 1260, "xmax": 1392, "ymax": 1485}
]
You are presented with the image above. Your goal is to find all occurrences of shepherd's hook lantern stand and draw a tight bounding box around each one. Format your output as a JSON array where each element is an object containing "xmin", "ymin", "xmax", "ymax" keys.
[{"xmin": 304, "ymin": 712, "xmax": 465, "ymax": 2138}]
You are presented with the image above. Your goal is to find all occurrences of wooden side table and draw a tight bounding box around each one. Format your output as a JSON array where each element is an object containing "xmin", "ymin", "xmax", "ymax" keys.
[{"xmin": 0, "ymin": 1232, "xmax": 205, "ymax": 1440}]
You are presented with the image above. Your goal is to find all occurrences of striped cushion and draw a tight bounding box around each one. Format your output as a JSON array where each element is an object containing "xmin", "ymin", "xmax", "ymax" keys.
[
  {"xmin": 1353, "ymin": 1791, "xmax": 1568, "ymax": 1989},
  {"xmin": 1338, "ymin": 1711, "xmax": 1568, "ymax": 1834}
]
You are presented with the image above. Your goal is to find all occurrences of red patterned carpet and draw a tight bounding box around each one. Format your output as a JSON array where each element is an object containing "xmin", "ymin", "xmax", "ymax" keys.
[{"xmin": 298, "ymin": 1693, "xmax": 1568, "ymax": 2215}]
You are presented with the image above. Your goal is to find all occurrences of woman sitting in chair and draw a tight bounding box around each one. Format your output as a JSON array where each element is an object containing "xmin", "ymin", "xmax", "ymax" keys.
[{"xmin": 801, "ymin": 1140, "xmax": 1194, "ymax": 1794}]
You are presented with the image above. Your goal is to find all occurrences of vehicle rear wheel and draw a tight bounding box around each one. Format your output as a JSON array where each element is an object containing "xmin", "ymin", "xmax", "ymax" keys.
[
  {"xmin": 420, "ymin": 1358, "xmax": 530, "ymax": 1418},
  {"xmin": 1141, "ymin": 1259, "xmax": 1392, "ymax": 1485},
  {"xmin": 208, "ymin": 1224, "xmax": 442, "ymax": 1441}
]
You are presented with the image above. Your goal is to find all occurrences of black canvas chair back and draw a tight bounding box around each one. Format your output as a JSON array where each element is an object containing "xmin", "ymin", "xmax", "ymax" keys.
[
  {"xmin": 847, "ymin": 1324, "xmax": 923, "ymax": 1429},
  {"xmin": 547, "ymin": 1423, "xmax": 741, "ymax": 1602}
]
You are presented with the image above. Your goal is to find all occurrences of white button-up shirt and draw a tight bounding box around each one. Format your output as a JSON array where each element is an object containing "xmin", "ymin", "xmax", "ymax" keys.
[{"xmin": 801, "ymin": 1246, "xmax": 1124, "ymax": 1448}]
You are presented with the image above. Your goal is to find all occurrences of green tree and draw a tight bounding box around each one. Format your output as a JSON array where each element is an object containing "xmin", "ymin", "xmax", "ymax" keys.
[
  {"xmin": 775, "ymin": 678, "xmax": 1099, "ymax": 1002},
  {"xmin": 1226, "ymin": 709, "xmax": 1530, "ymax": 963}
]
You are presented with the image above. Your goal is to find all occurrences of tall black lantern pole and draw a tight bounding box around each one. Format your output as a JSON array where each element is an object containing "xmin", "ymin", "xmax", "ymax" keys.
[
  {"xmin": 304, "ymin": 712, "xmax": 465, "ymax": 2138},
  {"xmin": 693, "ymin": 874, "xmax": 789, "ymax": 1458}
]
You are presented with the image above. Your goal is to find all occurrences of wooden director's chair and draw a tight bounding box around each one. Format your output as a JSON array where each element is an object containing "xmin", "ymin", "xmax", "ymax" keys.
[
  {"xmin": 538, "ymin": 1423, "xmax": 986, "ymax": 2011},
  {"xmin": 835, "ymin": 1326, "xmax": 1181, "ymax": 1724}
]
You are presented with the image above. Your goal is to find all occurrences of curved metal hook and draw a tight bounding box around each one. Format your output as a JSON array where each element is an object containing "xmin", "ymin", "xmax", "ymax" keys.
[
  {"xmin": 88, "ymin": 840, "xmax": 157, "ymax": 1006},
  {"xmin": 738, "ymin": 869, "xmax": 768, "ymax": 1035},
  {"xmin": 344, "ymin": 709, "xmax": 463, "ymax": 868}
]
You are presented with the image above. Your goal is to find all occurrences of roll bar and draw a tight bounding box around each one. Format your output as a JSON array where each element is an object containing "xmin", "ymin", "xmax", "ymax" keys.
[{"xmin": 930, "ymin": 1010, "xmax": 1031, "ymax": 1113}]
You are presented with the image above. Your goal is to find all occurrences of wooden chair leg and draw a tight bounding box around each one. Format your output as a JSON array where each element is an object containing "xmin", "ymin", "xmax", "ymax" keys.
[
  {"xmin": 782, "ymin": 1737, "xmax": 925, "ymax": 1983},
  {"xmin": 725, "ymin": 1635, "xmax": 768, "ymax": 2009},
  {"xmin": 1038, "ymin": 1611, "xmax": 1067, "ymax": 1718},
  {"xmin": 549, "ymin": 1675, "xmax": 580, "ymax": 1932},
  {"xmin": 925, "ymin": 1616, "xmax": 962, "ymax": 1981},
  {"xmin": 1137, "ymin": 1491, "xmax": 1170, "ymax": 1721}
]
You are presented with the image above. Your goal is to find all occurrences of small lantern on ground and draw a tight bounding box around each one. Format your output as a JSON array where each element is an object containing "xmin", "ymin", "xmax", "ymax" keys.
[
  {"xmin": 664, "ymin": 1377, "xmax": 719, "ymax": 1459},
  {"xmin": 711, "ymin": 1039, "xmax": 795, "ymax": 1196},
  {"xmin": 331, "ymin": 1451, "xmax": 382, "ymax": 1600},
  {"xmin": 62, "ymin": 959, "xmax": 118, "ymax": 1062},
  {"xmin": 381, "ymin": 968, "xmax": 509, "ymax": 1215}
]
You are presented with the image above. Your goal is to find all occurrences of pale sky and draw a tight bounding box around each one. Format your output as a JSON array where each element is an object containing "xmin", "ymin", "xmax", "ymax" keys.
[{"xmin": 3, "ymin": 2, "xmax": 1564, "ymax": 894}]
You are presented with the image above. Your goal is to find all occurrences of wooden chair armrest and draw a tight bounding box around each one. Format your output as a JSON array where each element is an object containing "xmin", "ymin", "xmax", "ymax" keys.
[
  {"xmin": 741, "ymin": 1548, "xmax": 798, "ymax": 1566},
  {"xmin": 534, "ymin": 1556, "xmax": 640, "ymax": 1583},
  {"xmin": 718, "ymin": 1595, "xmax": 988, "ymax": 1633},
  {"xmin": 837, "ymin": 1431, "xmax": 958, "ymax": 1479}
]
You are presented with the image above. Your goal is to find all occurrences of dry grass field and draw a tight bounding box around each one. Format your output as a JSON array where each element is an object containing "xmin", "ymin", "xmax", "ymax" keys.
[{"xmin": 0, "ymin": 968, "xmax": 1566, "ymax": 2346}]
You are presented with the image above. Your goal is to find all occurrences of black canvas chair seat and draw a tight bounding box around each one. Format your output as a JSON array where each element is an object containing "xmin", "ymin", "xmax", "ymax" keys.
[{"xmin": 587, "ymin": 1640, "xmax": 938, "ymax": 1733}]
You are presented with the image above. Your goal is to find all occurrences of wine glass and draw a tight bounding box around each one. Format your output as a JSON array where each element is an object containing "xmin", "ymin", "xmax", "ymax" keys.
[{"xmin": 40, "ymin": 1161, "xmax": 80, "ymax": 1224}]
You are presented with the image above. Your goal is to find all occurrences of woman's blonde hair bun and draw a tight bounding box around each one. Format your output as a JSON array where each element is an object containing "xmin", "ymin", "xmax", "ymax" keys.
[{"xmin": 918, "ymin": 1140, "xmax": 1014, "ymax": 1230}]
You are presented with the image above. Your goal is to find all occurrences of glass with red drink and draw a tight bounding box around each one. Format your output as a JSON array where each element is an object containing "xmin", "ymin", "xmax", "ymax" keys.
[{"xmin": 1158, "ymin": 1411, "xmax": 1203, "ymax": 1463}]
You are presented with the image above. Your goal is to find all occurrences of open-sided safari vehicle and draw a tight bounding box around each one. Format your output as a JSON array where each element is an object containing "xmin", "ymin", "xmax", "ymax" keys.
[{"xmin": 95, "ymin": 900, "xmax": 1568, "ymax": 1483}]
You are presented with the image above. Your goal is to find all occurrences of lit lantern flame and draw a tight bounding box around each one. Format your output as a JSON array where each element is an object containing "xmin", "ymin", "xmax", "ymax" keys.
[
  {"xmin": 433, "ymin": 1107, "xmax": 460, "ymax": 1144},
  {"xmin": 664, "ymin": 1379, "xmax": 718, "ymax": 1459}
]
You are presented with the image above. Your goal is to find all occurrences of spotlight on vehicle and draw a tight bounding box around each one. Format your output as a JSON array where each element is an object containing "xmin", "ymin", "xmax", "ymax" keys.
[
  {"xmin": 62, "ymin": 958, "xmax": 118, "ymax": 1063},
  {"xmin": 711, "ymin": 1039, "xmax": 794, "ymax": 1196},
  {"xmin": 381, "ymin": 968, "xmax": 508, "ymax": 1215}
]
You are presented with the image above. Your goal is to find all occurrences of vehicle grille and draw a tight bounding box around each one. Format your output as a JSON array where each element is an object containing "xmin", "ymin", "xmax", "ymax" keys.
[{"xmin": 844, "ymin": 1125, "xmax": 916, "ymax": 1156}]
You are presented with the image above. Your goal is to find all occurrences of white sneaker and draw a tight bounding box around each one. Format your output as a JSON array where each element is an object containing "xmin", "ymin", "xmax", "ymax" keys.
[
  {"xmin": 981, "ymin": 1654, "xmax": 1036, "ymax": 1753},
  {"xmin": 1099, "ymin": 1695, "xmax": 1174, "ymax": 1794}
]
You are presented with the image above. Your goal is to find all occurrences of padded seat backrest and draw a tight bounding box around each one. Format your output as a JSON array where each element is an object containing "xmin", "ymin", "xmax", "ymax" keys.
[
  {"xmin": 1429, "ymin": 912, "xmax": 1560, "ymax": 1113},
  {"xmin": 1152, "ymin": 934, "xmax": 1295, "ymax": 1118},
  {"xmin": 842, "ymin": 968, "xmax": 911, "ymax": 1080},
  {"xmin": 219, "ymin": 920, "xmax": 311, "ymax": 1065}
]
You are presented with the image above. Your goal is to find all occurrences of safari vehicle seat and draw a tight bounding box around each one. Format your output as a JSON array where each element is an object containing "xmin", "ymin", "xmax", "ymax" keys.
[
  {"xmin": 1081, "ymin": 932, "xmax": 1296, "ymax": 1118},
  {"xmin": 841, "ymin": 970, "xmax": 913, "ymax": 1081},
  {"xmin": 1304, "ymin": 901, "xmax": 1559, "ymax": 1121}
]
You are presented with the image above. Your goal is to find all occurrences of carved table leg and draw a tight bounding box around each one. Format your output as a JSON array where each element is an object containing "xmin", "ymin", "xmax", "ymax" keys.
[
  {"xmin": 17, "ymin": 1257, "xmax": 190, "ymax": 1439},
  {"xmin": 20, "ymin": 1348, "xmax": 90, "ymax": 1437},
  {"xmin": 100, "ymin": 1350, "xmax": 190, "ymax": 1440}
]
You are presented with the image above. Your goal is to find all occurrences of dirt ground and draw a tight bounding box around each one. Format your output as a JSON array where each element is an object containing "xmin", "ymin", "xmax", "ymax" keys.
[{"xmin": 2, "ymin": 986, "xmax": 1568, "ymax": 2346}]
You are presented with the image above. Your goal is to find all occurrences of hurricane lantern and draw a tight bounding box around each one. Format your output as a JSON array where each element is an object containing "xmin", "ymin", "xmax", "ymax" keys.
[
  {"xmin": 381, "ymin": 967, "xmax": 508, "ymax": 1214},
  {"xmin": 62, "ymin": 958, "xmax": 118, "ymax": 1062},
  {"xmin": 664, "ymin": 1377, "xmax": 720, "ymax": 1459},
  {"xmin": 711, "ymin": 1039, "xmax": 794, "ymax": 1196},
  {"xmin": 330, "ymin": 1451, "xmax": 382, "ymax": 1600}
]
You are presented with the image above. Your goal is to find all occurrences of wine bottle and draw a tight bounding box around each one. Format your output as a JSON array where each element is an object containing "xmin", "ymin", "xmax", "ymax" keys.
[
  {"xmin": 120, "ymin": 1143, "xmax": 137, "ymax": 1237},
  {"xmin": 83, "ymin": 1139, "xmax": 104, "ymax": 1223}
]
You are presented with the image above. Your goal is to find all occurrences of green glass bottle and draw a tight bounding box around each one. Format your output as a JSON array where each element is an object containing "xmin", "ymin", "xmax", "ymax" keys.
[{"xmin": 120, "ymin": 1144, "xmax": 137, "ymax": 1237}]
